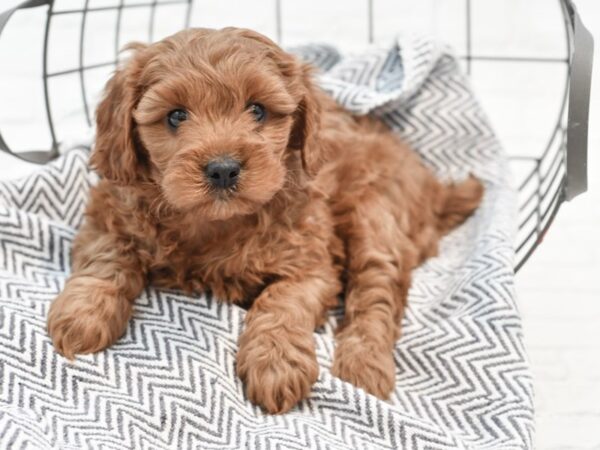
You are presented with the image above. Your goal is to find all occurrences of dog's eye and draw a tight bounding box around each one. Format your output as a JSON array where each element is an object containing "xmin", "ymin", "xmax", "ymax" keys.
[
  {"xmin": 167, "ymin": 109, "xmax": 188, "ymax": 129},
  {"xmin": 248, "ymin": 103, "xmax": 266, "ymax": 123}
]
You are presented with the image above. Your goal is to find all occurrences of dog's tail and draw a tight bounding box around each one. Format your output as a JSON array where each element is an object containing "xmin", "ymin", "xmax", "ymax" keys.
[{"xmin": 437, "ymin": 175, "xmax": 484, "ymax": 234}]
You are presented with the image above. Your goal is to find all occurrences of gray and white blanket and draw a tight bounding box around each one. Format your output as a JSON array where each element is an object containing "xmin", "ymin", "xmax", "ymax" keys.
[{"xmin": 0, "ymin": 36, "xmax": 533, "ymax": 449}]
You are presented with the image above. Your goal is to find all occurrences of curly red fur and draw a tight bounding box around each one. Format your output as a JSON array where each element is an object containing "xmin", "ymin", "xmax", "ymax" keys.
[{"xmin": 47, "ymin": 28, "xmax": 483, "ymax": 413}]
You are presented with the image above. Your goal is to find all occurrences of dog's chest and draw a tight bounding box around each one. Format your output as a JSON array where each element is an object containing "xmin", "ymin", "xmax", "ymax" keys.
[{"xmin": 147, "ymin": 223, "xmax": 288, "ymax": 302}]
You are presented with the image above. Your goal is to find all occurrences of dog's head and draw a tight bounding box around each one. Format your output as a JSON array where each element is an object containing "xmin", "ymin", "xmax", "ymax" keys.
[{"xmin": 91, "ymin": 28, "xmax": 323, "ymax": 221}]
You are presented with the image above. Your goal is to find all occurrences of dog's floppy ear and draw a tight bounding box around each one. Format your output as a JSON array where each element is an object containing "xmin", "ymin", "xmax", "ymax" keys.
[
  {"xmin": 288, "ymin": 65, "xmax": 323, "ymax": 177},
  {"xmin": 90, "ymin": 43, "xmax": 150, "ymax": 184}
]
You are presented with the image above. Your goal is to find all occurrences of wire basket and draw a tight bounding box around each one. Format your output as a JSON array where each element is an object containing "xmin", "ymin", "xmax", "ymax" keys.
[{"xmin": 0, "ymin": 0, "xmax": 594, "ymax": 271}]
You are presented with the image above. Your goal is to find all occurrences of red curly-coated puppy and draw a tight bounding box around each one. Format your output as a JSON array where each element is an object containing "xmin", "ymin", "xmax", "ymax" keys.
[{"xmin": 47, "ymin": 28, "xmax": 483, "ymax": 413}]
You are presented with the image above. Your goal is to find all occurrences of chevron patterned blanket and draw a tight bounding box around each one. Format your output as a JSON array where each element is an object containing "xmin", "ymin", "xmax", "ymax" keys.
[{"xmin": 0, "ymin": 36, "xmax": 533, "ymax": 449}]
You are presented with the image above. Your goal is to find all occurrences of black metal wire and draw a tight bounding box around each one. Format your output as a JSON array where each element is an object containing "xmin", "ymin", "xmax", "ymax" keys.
[
  {"xmin": 115, "ymin": 0, "xmax": 124, "ymax": 60},
  {"xmin": 516, "ymin": 178, "xmax": 564, "ymax": 253},
  {"xmin": 47, "ymin": 60, "xmax": 117, "ymax": 78},
  {"xmin": 540, "ymin": 179, "xmax": 565, "ymax": 227},
  {"xmin": 52, "ymin": 1, "xmax": 188, "ymax": 16},
  {"xmin": 519, "ymin": 144, "xmax": 564, "ymax": 213},
  {"xmin": 465, "ymin": 0, "xmax": 472, "ymax": 75},
  {"xmin": 148, "ymin": 0, "xmax": 158, "ymax": 42},
  {"xmin": 41, "ymin": 0, "xmax": 58, "ymax": 157},
  {"xmin": 367, "ymin": 0, "xmax": 374, "ymax": 44},
  {"xmin": 519, "ymin": 156, "xmax": 564, "ymax": 231},
  {"xmin": 515, "ymin": 175, "xmax": 565, "ymax": 269},
  {"xmin": 79, "ymin": 0, "xmax": 91, "ymax": 127},
  {"xmin": 512, "ymin": 0, "xmax": 573, "ymax": 269},
  {"xmin": 275, "ymin": 0, "xmax": 282, "ymax": 44},
  {"xmin": 184, "ymin": 0, "xmax": 192, "ymax": 28}
]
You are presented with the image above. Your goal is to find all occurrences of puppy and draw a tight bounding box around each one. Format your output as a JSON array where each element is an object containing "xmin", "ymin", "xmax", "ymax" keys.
[{"xmin": 47, "ymin": 28, "xmax": 483, "ymax": 414}]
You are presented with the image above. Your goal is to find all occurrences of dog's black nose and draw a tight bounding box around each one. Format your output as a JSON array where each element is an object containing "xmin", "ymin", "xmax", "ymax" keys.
[{"xmin": 205, "ymin": 158, "xmax": 241, "ymax": 189}]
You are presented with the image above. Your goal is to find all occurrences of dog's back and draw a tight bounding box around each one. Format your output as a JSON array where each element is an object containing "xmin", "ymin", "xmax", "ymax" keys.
[{"xmin": 315, "ymin": 96, "xmax": 483, "ymax": 266}]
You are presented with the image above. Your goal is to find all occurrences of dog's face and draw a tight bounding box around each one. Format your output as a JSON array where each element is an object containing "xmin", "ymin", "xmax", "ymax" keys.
[{"xmin": 91, "ymin": 28, "xmax": 322, "ymax": 221}]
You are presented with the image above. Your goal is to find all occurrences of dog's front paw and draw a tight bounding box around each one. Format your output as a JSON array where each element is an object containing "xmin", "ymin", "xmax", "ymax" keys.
[
  {"xmin": 48, "ymin": 276, "xmax": 132, "ymax": 359},
  {"xmin": 332, "ymin": 334, "xmax": 396, "ymax": 399},
  {"xmin": 237, "ymin": 329, "xmax": 318, "ymax": 414}
]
